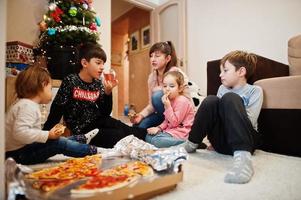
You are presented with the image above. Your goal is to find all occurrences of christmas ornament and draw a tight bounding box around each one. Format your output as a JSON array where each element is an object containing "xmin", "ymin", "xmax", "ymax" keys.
[
  {"xmin": 69, "ymin": 6, "xmax": 77, "ymax": 17},
  {"xmin": 49, "ymin": 3, "xmax": 57, "ymax": 11},
  {"xmin": 82, "ymin": 3, "xmax": 88, "ymax": 10},
  {"xmin": 89, "ymin": 22, "xmax": 97, "ymax": 31},
  {"xmin": 39, "ymin": 21, "xmax": 47, "ymax": 31},
  {"xmin": 47, "ymin": 28, "xmax": 56, "ymax": 36},
  {"xmin": 51, "ymin": 7, "xmax": 63, "ymax": 22},
  {"xmin": 95, "ymin": 16, "xmax": 101, "ymax": 26}
]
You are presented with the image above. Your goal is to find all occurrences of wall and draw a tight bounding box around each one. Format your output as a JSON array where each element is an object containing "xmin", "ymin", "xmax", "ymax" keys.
[
  {"xmin": 187, "ymin": 0, "xmax": 301, "ymax": 95},
  {"xmin": 7, "ymin": 0, "xmax": 47, "ymax": 44},
  {"xmin": 112, "ymin": 0, "xmax": 134, "ymax": 22},
  {"xmin": 0, "ymin": 0, "xmax": 6, "ymax": 198}
]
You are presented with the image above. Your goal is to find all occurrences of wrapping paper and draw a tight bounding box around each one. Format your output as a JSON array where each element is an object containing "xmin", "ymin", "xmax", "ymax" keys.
[{"xmin": 113, "ymin": 135, "xmax": 188, "ymax": 172}]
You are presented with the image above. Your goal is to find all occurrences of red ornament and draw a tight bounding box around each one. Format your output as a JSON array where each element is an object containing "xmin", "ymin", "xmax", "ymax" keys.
[
  {"xmin": 89, "ymin": 23, "xmax": 97, "ymax": 31},
  {"xmin": 50, "ymin": 7, "xmax": 64, "ymax": 22}
]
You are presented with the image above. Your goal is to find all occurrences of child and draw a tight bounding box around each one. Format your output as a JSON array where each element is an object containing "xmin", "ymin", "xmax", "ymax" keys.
[
  {"xmin": 145, "ymin": 71, "xmax": 195, "ymax": 148},
  {"xmin": 5, "ymin": 65, "xmax": 102, "ymax": 165},
  {"xmin": 43, "ymin": 42, "xmax": 146, "ymax": 148},
  {"xmin": 130, "ymin": 41, "xmax": 191, "ymax": 129},
  {"xmin": 182, "ymin": 50, "xmax": 263, "ymax": 184}
]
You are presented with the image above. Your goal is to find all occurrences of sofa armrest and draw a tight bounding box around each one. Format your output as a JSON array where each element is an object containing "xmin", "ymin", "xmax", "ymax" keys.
[{"xmin": 254, "ymin": 75, "xmax": 301, "ymax": 109}]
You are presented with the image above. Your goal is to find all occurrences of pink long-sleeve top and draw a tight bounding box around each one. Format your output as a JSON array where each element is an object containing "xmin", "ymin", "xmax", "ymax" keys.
[
  {"xmin": 158, "ymin": 95, "xmax": 195, "ymax": 140},
  {"xmin": 140, "ymin": 66, "xmax": 191, "ymax": 117}
]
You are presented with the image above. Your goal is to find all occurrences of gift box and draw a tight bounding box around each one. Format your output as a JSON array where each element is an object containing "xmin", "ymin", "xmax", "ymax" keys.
[{"xmin": 6, "ymin": 41, "xmax": 34, "ymax": 64}]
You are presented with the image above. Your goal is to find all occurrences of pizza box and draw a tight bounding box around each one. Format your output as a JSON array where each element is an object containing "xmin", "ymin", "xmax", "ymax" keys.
[{"xmin": 24, "ymin": 157, "xmax": 184, "ymax": 200}]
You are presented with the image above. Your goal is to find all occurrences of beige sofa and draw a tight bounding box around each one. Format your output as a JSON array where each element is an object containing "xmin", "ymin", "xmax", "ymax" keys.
[{"xmin": 254, "ymin": 34, "xmax": 301, "ymax": 156}]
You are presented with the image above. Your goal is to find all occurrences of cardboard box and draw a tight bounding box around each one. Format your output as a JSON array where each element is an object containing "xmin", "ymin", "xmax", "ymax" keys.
[
  {"xmin": 6, "ymin": 41, "xmax": 34, "ymax": 64},
  {"xmin": 24, "ymin": 158, "xmax": 183, "ymax": 200}
]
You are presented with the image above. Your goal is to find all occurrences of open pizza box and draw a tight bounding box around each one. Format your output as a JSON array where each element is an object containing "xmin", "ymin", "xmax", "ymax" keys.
[
  {"xmin": 7, "ymin": 136, "xmax": 186, "ymax": 200},
  {"xmin": 23, "ymin": 156, "xmax": 184, "ymax": 200}
]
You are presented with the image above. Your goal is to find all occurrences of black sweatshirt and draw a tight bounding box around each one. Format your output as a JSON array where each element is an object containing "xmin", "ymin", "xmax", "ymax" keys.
[{"xmin": 43, "ymin": 74, "xmax": 112, "ymax": 135}]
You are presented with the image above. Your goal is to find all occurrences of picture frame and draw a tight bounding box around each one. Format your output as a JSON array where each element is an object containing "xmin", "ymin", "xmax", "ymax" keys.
[
  {"xmin": 141, "ymin": 25, "xmax": 151, "ymax": 49},
  {"xmin": 130, "ymin": 31, "xmax": 140, "ymax": 53}
]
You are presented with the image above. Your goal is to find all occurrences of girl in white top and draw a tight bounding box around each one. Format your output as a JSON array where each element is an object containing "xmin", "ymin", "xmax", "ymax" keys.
[
  {"xmin": 130, "ymin": 41, "xmax": 190, "ymax": 128},
  {"xmin": 5, "ymin": 65, "xmax": 101, "ymax": 165}
]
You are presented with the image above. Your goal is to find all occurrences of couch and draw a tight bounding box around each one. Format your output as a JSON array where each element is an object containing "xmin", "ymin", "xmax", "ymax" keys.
[{"xmin": 206, "ymin": 35, "xmax": 301, "ymax": 157}]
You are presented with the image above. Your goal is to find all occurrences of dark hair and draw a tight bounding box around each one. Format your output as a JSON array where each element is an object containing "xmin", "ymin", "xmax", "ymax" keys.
[
  {"xmin": 149, "ymin": 41, "xmax": 178, "ymax": 73},
  {"xmin": 220, "ymin": 50, "xmax": 257, "ymax": 80},
  {"xmin": 15, "ymin": 65, "xmax": 51, "ymax": 99},
  {"xmin": 163, "ymin": 71, "xmax": 185, "ymax": 94},
  {"xmin": 78, "ymin": 42, "xmax": 107, "ymax": 69}
]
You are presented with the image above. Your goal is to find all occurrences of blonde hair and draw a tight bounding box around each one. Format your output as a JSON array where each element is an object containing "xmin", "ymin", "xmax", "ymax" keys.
[
  {"xmin": 163, "ymin": 71, "xmax": 185, "ymax": 94},
  {"xmin": 220, "ymin": 50, "xmax": 257, "ymax": 80},
  {"xmin": 15, "ymin": 65, "xmax": 51, "ymax": 99}
]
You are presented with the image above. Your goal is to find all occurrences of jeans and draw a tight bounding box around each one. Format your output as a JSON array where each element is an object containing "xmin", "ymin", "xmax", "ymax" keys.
[
  {"xmin": 145, "ymin": 132, "xmax": 185, "ymax": 148},
  {"xmin": 137, "ymin": 90, "xmax": 165, "ymax": 129},
  {"xmin": 5, "ymin": 136, "xmax": 96, "ymax": 165}
]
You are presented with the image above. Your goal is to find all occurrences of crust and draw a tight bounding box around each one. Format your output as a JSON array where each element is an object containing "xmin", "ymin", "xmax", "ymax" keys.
[{"xmin": 71, "ymin": 176, "xmax": 139, "ymax": 196}]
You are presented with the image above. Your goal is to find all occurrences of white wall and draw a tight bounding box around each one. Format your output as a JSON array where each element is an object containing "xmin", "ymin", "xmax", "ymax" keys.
[
  {"xmin": 7, "ymin": 0, "xmax": 48, "ymax": 44},
  {"xmin": 1, "ymin": 1, "xmax": 6, "ymax": 198},
  {"xmin": 187, "ymin": 0, "xmax": 301, "ymax": 95},
  {"xmin": 94, "ymin": 0, "xmax": 111, "ymax": 68}
]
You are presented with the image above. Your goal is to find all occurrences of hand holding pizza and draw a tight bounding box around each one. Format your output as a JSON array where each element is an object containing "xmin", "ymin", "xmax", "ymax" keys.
[
  {"xmin": 161, "ymin": 92, "xmax": 171, "ymax": 108},
  {"xmin": 48, "ymin": 124, "xmax": 66, "ymax": 139}
]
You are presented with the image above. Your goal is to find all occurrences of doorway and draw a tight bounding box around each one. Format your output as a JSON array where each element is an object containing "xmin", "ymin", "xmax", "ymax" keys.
[{"xmin": 111, "ymin": 0, "xmax": 152, "ymax": 117}]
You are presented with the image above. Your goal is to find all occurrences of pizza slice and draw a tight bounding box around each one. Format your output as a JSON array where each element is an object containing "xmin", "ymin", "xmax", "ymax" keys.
[
  {"xmin": 71, "ymin": 161, "xmax": 153, "ymax": 195},
  {"xmin": 71, "ymin": 174, "xmax": 138, "ymax": 195},
  {"xmin": 26, "ymin": 155, "xmax": 102, "ymax": 192}
]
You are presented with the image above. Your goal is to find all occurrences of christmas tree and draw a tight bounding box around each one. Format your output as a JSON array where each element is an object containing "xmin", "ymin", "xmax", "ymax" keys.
[{"xmin": 35, "ymin": 0, "xmax": 101, "ymax": 79}]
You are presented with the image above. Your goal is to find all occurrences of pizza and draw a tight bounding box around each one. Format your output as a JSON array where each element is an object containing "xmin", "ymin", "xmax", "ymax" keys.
[
  {"xmin": 32, "ymin": 179, "xmax": 73, "ymax": 192},
  {"xmin": 71, "ymin": 161, "xmax": 153, "ymax": 195},
  {"xmin": 102, "ymin": 161, "xmax": 154, "ymax": 177},
  {"xmin": 53, "ymin": 123, "xmax": 66, "ymax": 136},
  {"xmin": 71, "ymin": 174, "xmax": 138, "ymax": 195},
  {"xmin": 26, "ymin": 155, "xmax": 101, "ymax": 192}
]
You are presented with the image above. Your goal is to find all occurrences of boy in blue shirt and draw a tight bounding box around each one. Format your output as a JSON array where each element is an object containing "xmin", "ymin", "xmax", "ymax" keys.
[{"xmin": 183, "ymin": 50, "xmax": 263, "ymax": 184}]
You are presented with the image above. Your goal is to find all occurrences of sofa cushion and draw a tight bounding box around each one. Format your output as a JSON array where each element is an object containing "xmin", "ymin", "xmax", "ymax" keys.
[{"xmin": 207, "ymin": 55, "xmax": 289, "ymax": 95}]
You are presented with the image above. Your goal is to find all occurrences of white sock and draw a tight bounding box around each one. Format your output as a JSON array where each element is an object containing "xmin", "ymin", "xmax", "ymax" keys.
[
  {"xmin": 224, "ymin": 151, "xmax": 254, "ymax": 184},
  {"xmin": 96, "ymin": 147, "xmax": 122, "ymax": 158},
  {"xmin": 180, "ymin": 140, "xmax": 199, "ymax": 153},
  {"xmin": 85, "ymin": 128, "xmax": 99, "ymax": 144}
]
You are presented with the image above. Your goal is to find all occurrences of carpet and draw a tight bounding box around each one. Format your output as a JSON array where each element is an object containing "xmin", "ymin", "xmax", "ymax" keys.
[{"xmin": 152, "ymin": 149, "xmax": 301, "ymax": 200}]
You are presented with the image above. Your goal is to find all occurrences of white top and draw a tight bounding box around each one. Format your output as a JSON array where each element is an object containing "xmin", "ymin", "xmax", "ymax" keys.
[{"xmin": 6, "ymin": 98, "xmax": 49, "ymax": 152}]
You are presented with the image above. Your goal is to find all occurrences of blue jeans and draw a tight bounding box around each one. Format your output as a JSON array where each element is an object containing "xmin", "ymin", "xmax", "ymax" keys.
[
  {"xmin": 145, "ymin": 132, "xmax": 185, "ymax": 148},
  {"xmin": 5, "ymin": 136, "xmax": 96, "ymax": 165},
  {"xmin": 137, "ymin": 90, "xmax": 165, "ymax": 129}
]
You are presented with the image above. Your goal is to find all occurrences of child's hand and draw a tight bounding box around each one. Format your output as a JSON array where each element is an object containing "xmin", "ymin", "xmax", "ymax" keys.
[
  {"xmin": 161, "ymin": 92, "xmax": 171, "ymax": 107},
  {"xmin": 103, "ymin": 79, "xmax": 118, "ymax": 95},
  {"xmin": 48, "ymin": 124, "xmax": 65, "ymax": 139},
  {"xmin": 147, "ymin": 127, "xmax": 160, "ymax": 135},
  {"xmin": 130, "ymin": 113, "xmax": 143, "ymax": 124}
]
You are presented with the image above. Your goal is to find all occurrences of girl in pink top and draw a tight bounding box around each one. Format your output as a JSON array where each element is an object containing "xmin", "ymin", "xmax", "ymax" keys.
[
  {"xmin": 145, "ymin": 71, "xmax": 195, "ymax": 148},
  {"xmin": 130, "ymin": 41, "xmax": 190, "ymax": 129}
]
